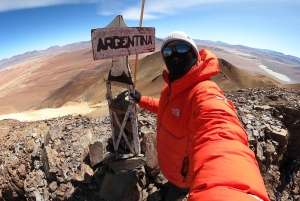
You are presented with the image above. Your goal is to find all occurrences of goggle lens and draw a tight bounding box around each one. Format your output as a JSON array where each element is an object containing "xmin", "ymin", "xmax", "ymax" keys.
[
  {"xmin": 163, "ymin": 43, "xmax": 189, "ymax": 57},
  {"xmin": 176, "ymin": 43, "xmax": 189, "ymax": 53},
  {"xmin": 163, "ymin": 46, "xmax": 172, "ymax": 57}
]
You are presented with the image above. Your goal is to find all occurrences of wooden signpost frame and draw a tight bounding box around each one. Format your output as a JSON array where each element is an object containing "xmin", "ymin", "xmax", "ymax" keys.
[{"xmin": 91, "ymin": 15, "xmax": 155, "ymax": 156}]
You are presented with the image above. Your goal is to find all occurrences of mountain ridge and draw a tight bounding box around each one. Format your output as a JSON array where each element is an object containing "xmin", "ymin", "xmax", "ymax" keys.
[
  {"xmin": 0, "ymin": 38, "xmax": 299, "ymax": 117},
  {"xmin": 1, "ymin": 39, "xmax": 299, "ymax": 70}
]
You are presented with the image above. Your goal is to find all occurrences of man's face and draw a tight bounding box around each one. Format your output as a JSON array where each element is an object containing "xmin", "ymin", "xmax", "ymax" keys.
[
  {"xmin": 165, "ymin": 41, "xmax": 185, "ymax": 64},
  {"xmin": 162, "ymin": 41, "xmax": 196, "ymax": 81}
]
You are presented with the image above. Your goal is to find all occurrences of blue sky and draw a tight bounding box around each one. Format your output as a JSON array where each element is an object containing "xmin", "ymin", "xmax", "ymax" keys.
[{"xmin": 0, "ymin": 0, "xmax": 299, "ymax": 60}]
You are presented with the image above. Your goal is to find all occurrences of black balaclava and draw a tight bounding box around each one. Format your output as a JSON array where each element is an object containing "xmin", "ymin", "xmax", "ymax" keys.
[{"xmin": 164, "ymin": 42, "xmax": 197, "ymax": 81}]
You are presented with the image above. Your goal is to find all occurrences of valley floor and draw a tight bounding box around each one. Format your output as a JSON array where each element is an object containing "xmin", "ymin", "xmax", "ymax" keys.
[{"xmin": 0, "ymin": 102, "xmax": 109, "ymax": 122}]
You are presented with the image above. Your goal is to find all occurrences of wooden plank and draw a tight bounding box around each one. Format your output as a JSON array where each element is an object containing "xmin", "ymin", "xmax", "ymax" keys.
[{"xmin": 91, "ymin": 27, "xmax": 155, "ymax": 60}]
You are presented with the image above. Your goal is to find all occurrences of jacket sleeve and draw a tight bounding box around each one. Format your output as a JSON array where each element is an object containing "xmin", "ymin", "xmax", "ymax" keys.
[
  {"xmin": 188, "ymin": 82, "xmax": 270, "ymax": 201},
  {"xmin": 138, "ymin": 96, "xmax": 159, "ymax": 114}
]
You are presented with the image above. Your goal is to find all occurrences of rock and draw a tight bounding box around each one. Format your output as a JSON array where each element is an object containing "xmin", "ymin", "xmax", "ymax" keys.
[
  {"xmin": 256, "ymin": 143, "xmax": 265, "ymax": 163},
  {"xmin": 241, "ymin": 117, "xmax": 248, "ymax": 125},
  {"xmin": 0, "ymin": 87, "xmax": 299, "ymax": 201},
  {"xmin": 267, "ymin": 95, "xmax": 279, "ymax": 101},
  {"xmin": 109, "ymin": 156, "xmax": 147, "ymax": 174},
  {"xmin": 45, "ymin": 124, "xmax": 63, "ymax": 145},
  {"xmin": 252, "ymin": 129, "xmax": 260, "ymax": 137},
  {"xmin": 153, "ymin": 172, "xmax": 168, "ymax": 186},
  {"xmin": 285, "ymin": 107, "xmax": 300, "ymax": 116},
  {"xmin": 99, "ymin": 170, "xmax": 139, "ymax": 201},
  {"xmin": 141, "ymin": 189, "xmax": 149, "ymax": 201},
  {"xmin": 43, "ymin": 190, "xmax": 50, "ymax": 200},
  {"xmin": 49, "ymin": 181, "xmax": 58, "ymax": 192},
  {"xmin": 57, "ymin": 183, "xmax": 67, "ymax": 192},
  {"xmin": 238, "ymin": 97, "xmax": 246, "ymax": 103},
  {"xmin": 292, "ymin": 186, "xmax": 299, "ymax": 195},
  {"xmin": 148, "ymin": 190, "xmax": 162, "ymax": 201},
  {"xmin": 141, "ymin": 133, "xmax": 160, "ymax": 176},
  {"xmin": 75, "ymin": 163, "xmax": 94, "ymax": 183},
  {"xmin": 89, "ymin": 140, "xmax": 109, "ymax": 167},
  {"xmin": 25, "ymin": 139, "xmax": 35, "ymax": 153},
  {"xmin": 253, "ymin": 105, "xmax": 273, "ymax": 111},
  {"xmin": 35, "ymin": 171, "xmax": 45, "ymax": 187},
  {"xmin": 17, "ymin": 164, "xmax": 26, "ymax": 177},
  {"xmin": 41, "ymin": 146, "xmax": 58, "ymax": 181},
  {"xmin": 266, "ymin": 125, "xmax": 288, "ymax": 146},
  {"xmin": 31, "ymin": 142, "xmax": 41, "ymax": 158},
  {"xmin": 94, "ymin": 169, "xmax": 106, "ymax": 186},
  {"xmin": 50, "ymin": 192, "xmax": 56, "ymax": 199},
  {"xmin": 56, "ymin": 190, "xmax": 65, "ymax": 198},
  {"xmin": 140, "ymin": 125, "xmax": 152, "ymax": 135},
  {"xmin": 246, "ymin": 129, "xmax": 255, "ymax": 143},
  {"xmin": 33, "ymin": 190, "xmax": 43, "ymax": 201},
  {"xmin": 102, "ymin": 153, "xmax": 117, "ymax": 165},
  {"xmin": 265, "ymin": 141, "xmax": 276, "ymax": 169},
  {"xmin": 246, "ymin": 114, "xmax": 255, "ymax": 120},
  {"xmin": 80, "ymin": 129, "xmax": 94, "ymax": 149},
  {"xmin": 137, "ymin": 167, "xmax": 148, "ymax": 189}
]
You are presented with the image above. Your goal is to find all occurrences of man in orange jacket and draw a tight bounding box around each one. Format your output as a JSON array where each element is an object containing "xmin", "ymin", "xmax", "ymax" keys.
[{"xmin": 130, "ymin": 31, "xmax": 270, "ymax": 201}]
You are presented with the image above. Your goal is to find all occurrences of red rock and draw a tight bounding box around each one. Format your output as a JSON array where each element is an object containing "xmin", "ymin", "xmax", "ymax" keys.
[
  {"xmin": 17, "ymin": 164, "xmax": 26, "ymax": 177},
  {"xmin": 49, "ymin": 181, "xmax": 58, "ymax": 192}
]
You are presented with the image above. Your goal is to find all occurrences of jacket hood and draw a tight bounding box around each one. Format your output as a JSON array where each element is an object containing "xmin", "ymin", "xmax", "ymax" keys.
[{"xmin": 163, "ymin": 49, "xmax": 220, "ymax": 94}]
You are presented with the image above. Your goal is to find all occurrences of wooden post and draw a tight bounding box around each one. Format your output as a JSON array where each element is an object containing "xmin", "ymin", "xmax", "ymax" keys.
[{"xmin": 133, "ymin": 0, "xmax": 146, "ymax": 86}]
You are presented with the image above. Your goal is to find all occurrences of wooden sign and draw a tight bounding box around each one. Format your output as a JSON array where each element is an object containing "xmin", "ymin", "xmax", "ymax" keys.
[{"xmin": 91, "ymin": 27, "xmax": 155, "ymax": 60}]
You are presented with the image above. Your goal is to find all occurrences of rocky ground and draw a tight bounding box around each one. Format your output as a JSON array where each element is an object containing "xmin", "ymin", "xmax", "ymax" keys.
[{"xmin": 0, "ymin": 86, "xmax": 299, "ymax": 201}]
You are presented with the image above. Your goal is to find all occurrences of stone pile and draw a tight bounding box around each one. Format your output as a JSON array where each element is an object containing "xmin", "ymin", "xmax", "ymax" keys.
[
  {"xmin": 0, "ymin": 86, "xmax": 299, "ymax": 201},
  {"xmin": 0, "ymin": 116, "xmax": 111, "ymax": 201},
  {"xmin": 225, "ymin": 87, "xmax": 300, "ymax": 201},
  {"xmin": 0, "ymin": 112, "xmax": 168, "ymax": 201}
]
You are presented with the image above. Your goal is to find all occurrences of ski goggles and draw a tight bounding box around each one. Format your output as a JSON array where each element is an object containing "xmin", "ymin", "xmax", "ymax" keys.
[{"xmin": 162, "ymin": 43, "xmax": 190, "ymax": 57}]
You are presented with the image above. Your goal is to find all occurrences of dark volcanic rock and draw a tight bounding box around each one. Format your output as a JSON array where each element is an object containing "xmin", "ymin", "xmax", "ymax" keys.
[{"xmin": 0, "ymin": 87, "xmax": 299, "ymax": 201}]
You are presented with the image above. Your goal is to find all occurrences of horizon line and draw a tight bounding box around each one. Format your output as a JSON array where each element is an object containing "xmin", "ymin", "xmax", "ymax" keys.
[{"xmin": 0, "ymin": 38, "xmax": 300, "ymax": 62}]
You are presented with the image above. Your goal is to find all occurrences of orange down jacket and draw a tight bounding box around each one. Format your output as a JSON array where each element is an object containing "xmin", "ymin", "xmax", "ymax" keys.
[{"xmin": 138, "ymin": 49, "xmax": 270, "ymax": 201}]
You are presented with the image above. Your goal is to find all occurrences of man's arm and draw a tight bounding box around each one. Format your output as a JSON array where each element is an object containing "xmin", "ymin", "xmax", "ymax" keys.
[
  {"xmin": 138, "ymin": 96, "xmax": 159, "ymax": 114},
  {"xmin": 188, "ymin": 83, "xmax": 270, "ymax": 201},
  {"xmin": 130, "ymin": 90, "xmax": 159, "ymax": 114}
]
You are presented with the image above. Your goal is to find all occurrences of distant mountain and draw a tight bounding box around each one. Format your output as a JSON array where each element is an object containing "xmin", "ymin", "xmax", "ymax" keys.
[
  {"xmin": 260, "ymin": 50, "xmax": 300, "ymax": 65},
  {"xmin": 194, "ymin": 39, "xmax": 230, "ymax": 46},
  {"xmin": 235, "ymin": 45, "xmax": 300, "ymax": 66},
  {"xmin": 237, "ymin": 46, "xmax": 300, "ymax": 64},
  {"xmin": 193, "ymin": 40, "xmax": 300, "ymax": 67},
  {"xmin": 1, "ymin": 39, "xmax": 300, "ymax": 72},
  {"xmin": 0, "ymin": 41, "xmax": 91, "ymax": 70},
  {"xmin": 156, "ymin": 38, "xmax": 164, "ymax": 42},
  {"xmin": 47, "ymin": 45, "xmax": 60, "ymax": 49}
]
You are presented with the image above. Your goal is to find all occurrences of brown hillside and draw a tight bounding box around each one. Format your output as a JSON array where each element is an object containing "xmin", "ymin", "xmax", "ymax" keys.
[
  {"xmin": 2, "ymin": 48, "xmax": 299, "ymax": 117},
  {"xmin": 0, "ymin": 48, "xmax": 107, "ymax": 114},
  {"xmin": 212, "ymin": 59, "xmax": 282, "ymax": 91},
  {"xmin": 134, "ymin": 53, "xmax": 290, "ymax": 94},
  {"xmin": 134, "ymin": 51, "xmax": 166, "ymax": 98},
  {"xmin": 33, "ymin": 63, "xmax": 110, "ymax": 109},
  {"xmin": 33, "ymin": 51, "xmax": 300, "ymax": 112},
  {"xmin": 31, "ymin": 51, "xmax": 162, "ymax": 110}
]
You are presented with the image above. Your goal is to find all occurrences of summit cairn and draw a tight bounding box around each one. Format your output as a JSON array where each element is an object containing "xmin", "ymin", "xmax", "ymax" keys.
[{"xmin": 91, "ymin": 15, "xmax": 156, "ymax": 200}]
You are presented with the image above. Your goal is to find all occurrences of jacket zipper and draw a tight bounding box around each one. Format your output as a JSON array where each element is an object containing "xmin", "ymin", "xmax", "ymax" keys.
[{"xmin": 181, "ymin": 156, "xmax": 189, "ymax": 182}]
